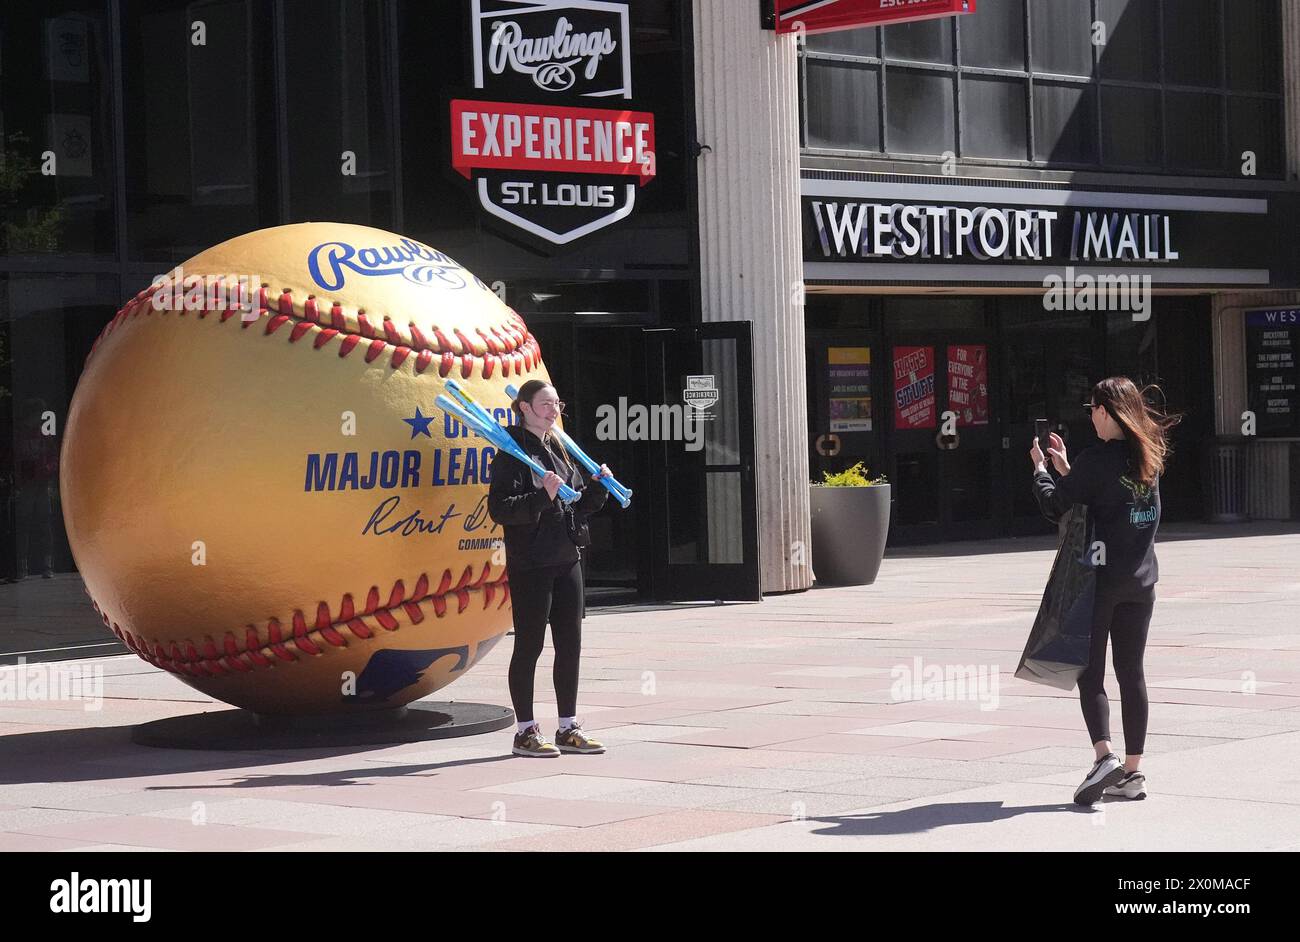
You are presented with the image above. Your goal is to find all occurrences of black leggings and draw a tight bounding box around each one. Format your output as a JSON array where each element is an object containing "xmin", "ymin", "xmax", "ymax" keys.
[
  {"xmin": 1078, "ymin": 585, "xmax": 1155, "ymax": 755},
  {"xmin": 507, "ymin": 561, "xmax": 583, "ymax": 723}
]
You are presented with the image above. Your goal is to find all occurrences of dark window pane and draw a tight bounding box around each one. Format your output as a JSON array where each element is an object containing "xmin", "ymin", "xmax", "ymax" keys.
[
  {"xmin": 0, "ymin": 273, "xmax": 119, "ymax": 593},
  {"xmin": 959, "ymin": 0, "xmax": 1026, "ymax": 70},
  {"xmin": 882, "ymin": 18, "xmax": 952, "ymax": 64},
  {"xmin": 884, "ymin": 297, "xmax": 984, "ymax": 331},
  {"xmin": 806, "ymin": 25, "xmax": 877, "ymax": 57},
  {"xmin": 1226, "ymin": 0, "xmax": 1280, "ymax": 92},
  {"xmin": 0, "ymin": 2, "xmax": 116, "ymax": 255},
  {"xmin": 947, "ymin": 450, "xmax": 991, "ymax": 522},
  {"xmin": 123, "ymin": 0, "xmax": 276, "ymax": 262},
  {"xmin": 1101, "ymin": 85, "xmax": 1162, "ymax": 167},
  {"xmin": 1166, "ymin": 91, "xmax": 1223, "ymax": 170},
  {"xmin": 1228, "ymin": 96, "xmax": 1284, "ymax": 178},
  {"xmin": 885, "ymin": 68, "xmax": 954, "ymax": 155},
  {"xmin": 283, "ymin": 0, "xmax": 392, "ymax": 225},
  {"xmin": 962, "ymin": 76, "xmax": 1027, "ymax": 159},
  {"xmin": 1163, "ymin": 0, "xmax": 1220, "ymax": 88},
  {"xmin": 1033, "ymin": 81, "xmax": 1097, "ymax": 163},
  {"xmin": 894, "ymin": 453, "xmax": 939, "ymax": 524},
  {"xmin": 1029, "ymin": 0, "xmax": 1094, "ymax": 76},
  {"xmin": 806, "ymin": 60, "xmax": 880, "ymax": 151},
  {"xmin": 1097, "ymin": 0, "xmax": 1159, "ymax": 81}
]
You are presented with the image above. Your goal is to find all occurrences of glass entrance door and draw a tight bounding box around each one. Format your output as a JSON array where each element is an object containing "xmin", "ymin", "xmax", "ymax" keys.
[
  {"xmin": 1001, "ymin": 307, "xmax": 1099, "ymax": 535},
  {"xmin": 887, "ymin": 336, "xmax": 998, "ymax": 544},
  {"xmin": 643, "ymin": 323, "xmax": 760, "ymax": 600}
]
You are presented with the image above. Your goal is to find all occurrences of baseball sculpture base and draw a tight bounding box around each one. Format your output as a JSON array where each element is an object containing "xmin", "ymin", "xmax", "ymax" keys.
[{"xmin": 130, "ymin": 702, "xmax": 514, "ymax": 751}]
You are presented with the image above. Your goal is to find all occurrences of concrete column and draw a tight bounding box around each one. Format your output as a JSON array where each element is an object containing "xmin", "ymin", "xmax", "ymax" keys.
[{"xmin": 691, "ymin": 2, "xmax": 811, "ymax": 594}]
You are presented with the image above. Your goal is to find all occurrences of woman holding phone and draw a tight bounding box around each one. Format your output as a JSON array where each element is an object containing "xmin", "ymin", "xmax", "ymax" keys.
[
  {"xmin": 1030, "ymin": 377, "xmax": 1180, "ymax": 805},
  {"xmin": 487, "ymin": 380, "xmax": 613, "ymax": 758}
]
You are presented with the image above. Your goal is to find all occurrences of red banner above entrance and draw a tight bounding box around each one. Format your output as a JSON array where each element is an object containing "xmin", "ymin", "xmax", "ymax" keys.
[{"xmin": 773, "ymin": 0, "xmax": 975, "ymax": 35}]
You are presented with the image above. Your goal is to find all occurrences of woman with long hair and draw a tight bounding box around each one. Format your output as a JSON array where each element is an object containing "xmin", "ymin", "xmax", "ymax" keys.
[
  {"xmin": 487, "ymin": 379, "xmax": 612, "ymax": 758},
  {"xmin": 1031, "ymin": 376, "xmax": 1181, "ymax": 805}
]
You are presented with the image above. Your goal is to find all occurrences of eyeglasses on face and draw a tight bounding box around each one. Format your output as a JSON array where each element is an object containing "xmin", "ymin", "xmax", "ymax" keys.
[{"xmin": 529, "ymin": 399, "xmax": 566, "ymax": 413}]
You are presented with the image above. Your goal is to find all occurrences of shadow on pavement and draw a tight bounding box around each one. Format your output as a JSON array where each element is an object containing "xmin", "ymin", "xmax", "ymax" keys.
[
  {"xmin": 809, "ymin": 800, "xmax": 1093, "ymax": 836},
  {"xmin": 0, "ymin": 725, "xmax": 514, "ymax": 788}
]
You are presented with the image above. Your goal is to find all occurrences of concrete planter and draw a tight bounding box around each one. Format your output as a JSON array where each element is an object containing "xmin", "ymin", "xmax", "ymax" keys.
[{"xmin": 810, "ymin": 484, "xmax": 892, "ymax": 586}]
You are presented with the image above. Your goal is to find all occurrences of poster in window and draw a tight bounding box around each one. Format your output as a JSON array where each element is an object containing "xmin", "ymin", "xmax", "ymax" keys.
[
  {"xmin": 45, "ymin": 17, "xmax": 89, "ymax": 84},
  {"xmin": 1245, "ymin": 308, "xmax": 1299, "ymax": 436},
  {"xmin": 893, "ymin": 345, "xmax": 936, "ymax": 430},
  {"xmin": 828, "ymin": 346, "xmax": 872, "ymax": 432},
  {"xmin": 45, "ymin": 114, "xmax": 93, "ymax": 178},
  {"xmin": 946, "ymin": 344, "xmax": 988, "ymax": 426}
]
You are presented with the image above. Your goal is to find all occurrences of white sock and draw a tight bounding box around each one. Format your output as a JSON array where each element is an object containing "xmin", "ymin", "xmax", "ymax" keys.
[
  {"xmin": 517, "ymin": 720, "xmax": 538, "ymax": 734},
  {"xmin": 559, "ymin": 716, "xmax": 577, "ymax": 730}
]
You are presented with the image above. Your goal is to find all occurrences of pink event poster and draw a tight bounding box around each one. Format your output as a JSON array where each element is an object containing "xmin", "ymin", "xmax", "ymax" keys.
[
  {"xmin": 893, "ymin": 346, "xmax": 936, "ymax": 429},
  {"xmin": 947, "ymin": 344, "xmax": 989, "ymax": 426}
]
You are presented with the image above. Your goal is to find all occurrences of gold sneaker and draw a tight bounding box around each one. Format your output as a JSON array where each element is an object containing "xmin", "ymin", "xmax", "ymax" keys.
[
  {"xmin": 512, "ymin": 725, "xmax": 560, "ymax": 758},
  {"xmin": 555, "ymin": 723, "xmax": 605, "ymax": 754}
]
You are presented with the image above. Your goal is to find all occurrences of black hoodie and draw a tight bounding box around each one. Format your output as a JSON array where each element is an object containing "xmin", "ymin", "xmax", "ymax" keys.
[
  {"xmin": 1032, "ymin": 438, "xmax": 1160, "ymax": 593},
  {"xmin": 487, "ymin": 424, "xmax": 608, "ymax": 574}
]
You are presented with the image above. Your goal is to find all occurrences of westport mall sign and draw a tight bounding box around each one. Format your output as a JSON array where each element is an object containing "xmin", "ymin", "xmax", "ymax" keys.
[
  {"xmin": 449, "ymin": 0, "xmax": 657, "ymax": 249},
  {"xmin": 801, "ymin": 176, "xmax": 1300, "ymax": 289},
  {"xmin": 766, "ymin": 0, "xmax": 975, "ymax": 34}
]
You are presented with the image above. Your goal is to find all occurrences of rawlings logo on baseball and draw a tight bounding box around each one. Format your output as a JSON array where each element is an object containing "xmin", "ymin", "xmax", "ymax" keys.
[{"xmin": 306, "ymin": 238, "xmax": 470, "ymax": 292}]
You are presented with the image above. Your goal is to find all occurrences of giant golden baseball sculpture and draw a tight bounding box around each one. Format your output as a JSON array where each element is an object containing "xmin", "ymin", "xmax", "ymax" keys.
[{"xmin": 61, "ymin": 224, "xmax": 547, "ymax": 714}]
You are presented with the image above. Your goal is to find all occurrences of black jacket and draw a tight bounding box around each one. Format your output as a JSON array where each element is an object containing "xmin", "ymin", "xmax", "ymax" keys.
[
  {"xmin": 487, "ymin": 424, "xmax": 608, "ymax": 573},
  {"xmin": 1032, "ymin": 439, "xmax": 1160, "ymax": 593}
]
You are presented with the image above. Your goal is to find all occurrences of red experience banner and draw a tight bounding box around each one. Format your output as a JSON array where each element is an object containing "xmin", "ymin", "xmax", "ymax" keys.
[{"xmin": 451, "ymin": 100, "xmax": 656, "ymax": 183}]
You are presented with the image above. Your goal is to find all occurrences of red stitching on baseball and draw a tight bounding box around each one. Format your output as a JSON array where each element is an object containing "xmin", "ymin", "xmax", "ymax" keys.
[
  {"xmin": 84, "ymin": 282, "xmax": 542, "ymax": 381},
  {"xmin": 93, "ymin": 564, "xmax": 510, "ymax": 679}
]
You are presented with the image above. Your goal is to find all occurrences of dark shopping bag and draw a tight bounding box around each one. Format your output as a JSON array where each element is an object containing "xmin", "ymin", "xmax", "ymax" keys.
[{"xmin": 1015, "ymin": 504, "xmax": 1097, "ymax": 690}]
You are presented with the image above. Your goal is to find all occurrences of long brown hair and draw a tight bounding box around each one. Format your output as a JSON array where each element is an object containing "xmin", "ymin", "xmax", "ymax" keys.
[
  {"xmin": 511, "ymin": 379, "xmax": 573, "ymax": 474},
  {"xmin": 1090, "ymin": 376, "xmax": 1182, "ymax": 486}
]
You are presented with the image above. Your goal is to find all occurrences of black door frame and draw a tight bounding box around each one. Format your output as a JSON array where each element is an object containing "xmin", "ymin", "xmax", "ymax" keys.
[{"xmin": 642, "ymin": 322, "xmax": 761, "ymax": 601}]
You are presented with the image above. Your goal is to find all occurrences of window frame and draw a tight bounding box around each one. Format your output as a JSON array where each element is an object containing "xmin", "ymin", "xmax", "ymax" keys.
[{"xmin": 797, "ymin": 0, "xmax": 1286, "ymax": 179}]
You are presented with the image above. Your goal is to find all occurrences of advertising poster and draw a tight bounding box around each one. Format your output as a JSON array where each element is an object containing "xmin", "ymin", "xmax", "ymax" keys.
[
  {"xmin": 946, "ymin": 344, "xmax": 988, "ymax": 426},
  {"xmin": 828, "ymin": 346, "xmax": 872, "ymax": 432},
  {"xmin": 893, "ymin": 345, "xmax": 936, "ymax": 430},
  {"xmin": 1245, "ymin": 308, "xmax": 1299, "ymax": 436}
]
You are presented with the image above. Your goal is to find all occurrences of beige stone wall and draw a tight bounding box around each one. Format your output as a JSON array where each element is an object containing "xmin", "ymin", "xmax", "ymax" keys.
[{"xmin": 692, "ymin": 3, "xmax": 811, "ymax": 593}]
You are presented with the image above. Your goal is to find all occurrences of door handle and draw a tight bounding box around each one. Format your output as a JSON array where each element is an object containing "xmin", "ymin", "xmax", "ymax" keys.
[{"xmin": 815, "ymin": 433, "xmax": 842, "ymax": 457}]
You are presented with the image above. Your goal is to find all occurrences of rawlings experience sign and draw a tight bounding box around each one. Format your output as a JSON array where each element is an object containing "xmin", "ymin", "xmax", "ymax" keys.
[{"xmin": 450, "ymin": 0, "xmax": 657, "ymax": 248}]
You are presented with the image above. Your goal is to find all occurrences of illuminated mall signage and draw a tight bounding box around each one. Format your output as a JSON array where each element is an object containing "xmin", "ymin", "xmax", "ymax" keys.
[
  {"xmin": 808, "ymin": 202, "xmax": 1181, "ymax": 263},
  {"xmin": 449, "ymin": 0, "xmax": 657, "ymax": 249},
  {"xmin": 800, "ymin": 177, "xmax": 1284, "ymax": 287},
  {"xmin": 771, "ymin": 0, "xmax": 975, "ymax": 35}
]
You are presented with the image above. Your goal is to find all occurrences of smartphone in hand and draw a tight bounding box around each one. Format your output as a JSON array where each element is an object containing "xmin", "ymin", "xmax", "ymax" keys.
[{"xmin": 1035, "ymin": 418, "xmax": 1051, "ymax": 458}]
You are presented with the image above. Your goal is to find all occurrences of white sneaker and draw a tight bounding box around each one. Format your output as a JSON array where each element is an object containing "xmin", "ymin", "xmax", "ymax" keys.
[
  {"xmin": 1103, "ymin": 770, "xmax": 1147, "ymax": 800},
  {"xmin": 1074, "ymin": 752, "xmax": 1124, "ymax": 805}
]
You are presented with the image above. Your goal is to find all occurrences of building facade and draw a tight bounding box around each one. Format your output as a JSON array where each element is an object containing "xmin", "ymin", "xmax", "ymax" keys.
[
  {"xmin": 796, "ymin": 0, "xmax": 1300, "ymax": 544},
  {"xmin": 1, "ymin": 0, "xmax": 1298, "ymax": 662}
]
